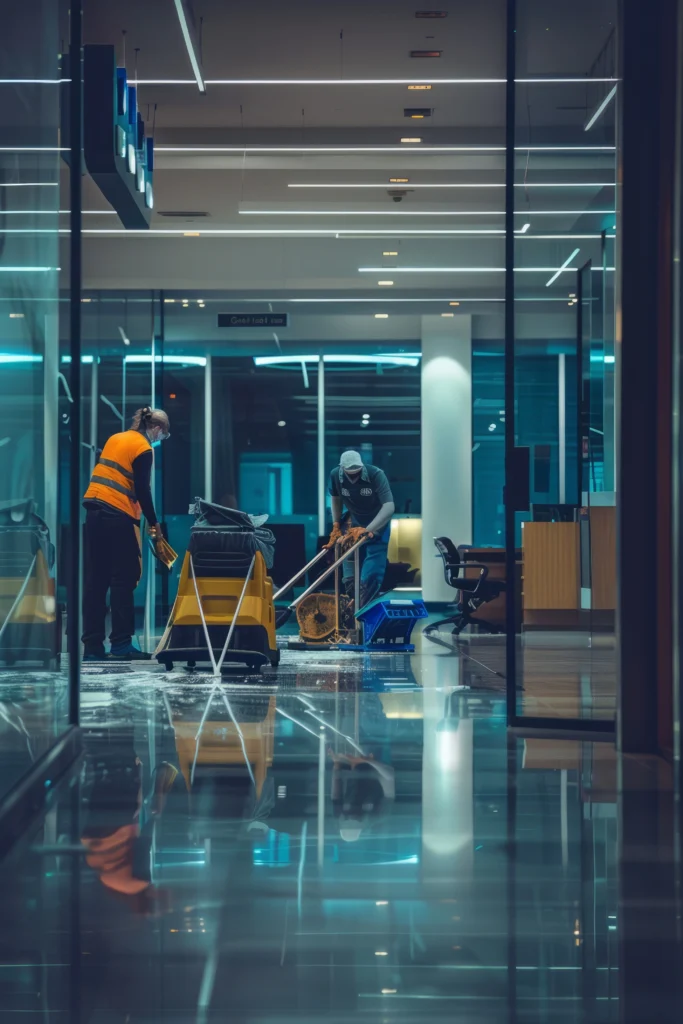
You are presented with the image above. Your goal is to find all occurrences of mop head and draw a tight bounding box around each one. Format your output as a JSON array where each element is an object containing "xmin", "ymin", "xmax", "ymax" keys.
[
  {"xmin": 148, "ymin": 535, "xmax": 179, "ymax": 570},
  {"xmin": 296, "ymin": 592, "xmax": 354, "ymax": 643}
]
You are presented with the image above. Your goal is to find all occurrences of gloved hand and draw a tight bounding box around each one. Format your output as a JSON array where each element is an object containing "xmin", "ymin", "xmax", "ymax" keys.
[
  {"xmin": 324, "ymin": 522, "xmax": 343, "ymax": 549},
  {"xmin": 147, "ymin": 523, "xmax": 163, "ymax": 540},
  {"xmin": 340, "ymin": 526, "xmax": 371, "ymax": 549}
]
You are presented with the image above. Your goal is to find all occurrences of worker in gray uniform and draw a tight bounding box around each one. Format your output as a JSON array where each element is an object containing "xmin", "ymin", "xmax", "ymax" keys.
[{"xmin": 327, "ymin": 450, "xmax": 395, "ymax": 611}]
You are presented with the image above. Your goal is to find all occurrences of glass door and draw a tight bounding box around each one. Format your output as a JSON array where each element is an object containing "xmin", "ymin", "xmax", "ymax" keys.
[{"xmin": 505, "ymin": 0, "xmax": 617, "ymax": 734}]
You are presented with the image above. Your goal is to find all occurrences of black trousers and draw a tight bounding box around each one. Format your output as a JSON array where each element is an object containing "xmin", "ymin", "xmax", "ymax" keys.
[{"xmin": 82, "ymin": 506, "xmax": 142, "ymax": 650}]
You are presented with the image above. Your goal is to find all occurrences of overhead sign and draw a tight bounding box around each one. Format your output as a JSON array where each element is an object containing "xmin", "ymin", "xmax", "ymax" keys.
[
  {"xmin": 79, "ymin": 45, "xmax": 154, "ymax": 229},
  {"xmin": 218, "ymin": 313, "xmax": 289, "ymax": 328}
]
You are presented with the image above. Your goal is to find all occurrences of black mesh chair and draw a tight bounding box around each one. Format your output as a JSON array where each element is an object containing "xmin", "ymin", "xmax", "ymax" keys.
[{"xmin": 425, "ymin": 537, "xmax": 506, "ymax": 636}]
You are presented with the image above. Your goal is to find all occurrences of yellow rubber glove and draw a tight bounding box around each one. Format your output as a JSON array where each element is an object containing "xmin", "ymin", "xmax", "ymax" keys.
[{"xmin": 324, "ymin": 521, "xmax": 343, "ymax": 549}]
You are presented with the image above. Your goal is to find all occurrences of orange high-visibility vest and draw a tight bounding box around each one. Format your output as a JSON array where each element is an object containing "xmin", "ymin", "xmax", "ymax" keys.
[{"xmin": 83, "ymin": 430, "xmax": 152, "ymax": 520}]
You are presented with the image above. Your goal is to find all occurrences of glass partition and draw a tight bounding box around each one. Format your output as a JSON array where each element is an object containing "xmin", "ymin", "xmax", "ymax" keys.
[
  {"xmin": 0, "ymin": 2, "xmax": 73, "ymax": 804},
  {"xmin": 508, "ymin": 0, "xmax": 618, "ymax": 730}
]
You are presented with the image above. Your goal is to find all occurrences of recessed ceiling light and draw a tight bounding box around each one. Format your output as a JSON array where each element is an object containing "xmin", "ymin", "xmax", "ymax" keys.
[
  {"xmin": 378, "ymin": 280, "xmax": 394, "ymax": 286},
  {"xmin": 408, "ymin": 84, "xmax": 432, "ymax": 90},
  {"xmin": 184, "ymin": 231, "xmax": 200, "ymax": 237},
  {"xmin": 375, "ymin": 313, "xmax": 389, "ymax": 318},
  {"xmin": 405, "ymin": 108, "xmax": 431, "ymax": 118},
  {"xmin": 278, "ymin": 420, "xmax": 286, "ymax": 427},
  {"xmin": 383, "ymin": 251, "xmax": 398, "ymax": 256},
  {"xmin": 449, "ymin": 301, "xmax": 460, "ymax": 306},
  {"xmin": 389, "ymin": 178, "xmax": 409, "ymax": 184},
  {"xmin": 441, "ymin": 312, "xmax": 454, "ymax": 317},
  {"xmin": 9, "ymin": 312, "xmax": 24, "ymax": 318},
  {"xmin": 81, "ymin": 298, "xmax": 92, "ymax": 303},
  {"xmin": 410, "ymin": 50, "xmax": 442, "ymax": 58},
  {"xmin": 375, "ymin": 951, "xmax": 389, "ymax": 956},
  {"xmin": 400, "ymin": 137, "xmax": 422, "ymax": 143}
]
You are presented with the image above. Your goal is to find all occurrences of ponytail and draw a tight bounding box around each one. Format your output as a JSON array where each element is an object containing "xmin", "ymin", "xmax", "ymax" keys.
[{"xmin": 130, "ymin": 406, "xmax": 153, "ymax": 431}]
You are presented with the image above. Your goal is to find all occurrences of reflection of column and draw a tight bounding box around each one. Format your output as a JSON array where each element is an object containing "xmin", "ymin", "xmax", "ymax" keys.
[
  {"xmin": 43, "ymin": 313, "xmax": 59, "ymax": 539},
  {"xmin": 204, "ymin": 355, "xmax": 213, "ymax": 501},
  {"xmin": 421, "ymin": 314, "xmax": 472, "ymax": 601},
  {"xmin": 317, "ymin": 356, "xmax": 325, "ymax": 536},
  {"xmin": 421, "ymin": 659, "xmax": 473, "ymax": 891}
]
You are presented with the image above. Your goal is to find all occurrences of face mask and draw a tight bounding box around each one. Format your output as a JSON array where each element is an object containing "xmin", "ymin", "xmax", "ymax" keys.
[{"xmin": 147, "ymin": 428, "xmax": 170, "ymax": 445}]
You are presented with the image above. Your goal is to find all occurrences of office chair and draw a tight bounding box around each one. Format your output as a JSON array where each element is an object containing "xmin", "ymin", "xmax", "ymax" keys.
[{"xmin": 425, "ymin": 536, "xmax": 506, "ymax": 636}]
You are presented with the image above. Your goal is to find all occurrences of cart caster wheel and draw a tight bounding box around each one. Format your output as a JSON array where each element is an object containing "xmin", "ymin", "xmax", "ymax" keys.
[
  {"xmin": 186, "ymin": 660, "xmax": 196, "ymax": 670},
  {"xmin": 270, "ymin": 649, "xmax": 281, "ymax": 668},
  {"xmin": 164, "ymin": 661, "xmax": 174, "ymax": 672}
]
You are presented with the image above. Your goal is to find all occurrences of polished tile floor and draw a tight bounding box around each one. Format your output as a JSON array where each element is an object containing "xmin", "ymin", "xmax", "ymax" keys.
[{"xmin": 0, "ymin": 636, "xmax": 677, "ymax": 1022}]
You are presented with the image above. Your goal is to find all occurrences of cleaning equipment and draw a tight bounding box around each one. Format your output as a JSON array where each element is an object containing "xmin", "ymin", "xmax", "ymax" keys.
[
  {"xmin": 155, "ymin": 501, "xmax": 279, "ymax": 674},
  {"xmin": 147, "ymin": 530, "xmax": 178, "ymax": 570},
  {"xmin": 274, "ymin": 537, "xmax": 426, "ymax": 652},
  {"xmin": 0, "ymin": 498, "xmax": 60, "ymax": 669}
]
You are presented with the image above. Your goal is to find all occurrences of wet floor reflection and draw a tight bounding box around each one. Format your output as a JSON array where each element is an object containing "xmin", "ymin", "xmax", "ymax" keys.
[{"xmin": 0, "ymin": 649, "xmax": 679, "ymax": 1021}]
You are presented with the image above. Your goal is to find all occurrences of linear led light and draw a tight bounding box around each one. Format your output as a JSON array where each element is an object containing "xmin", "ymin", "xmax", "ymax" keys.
[
  {"xmin": 584, "ymin": 84, "xmax": 618, "ymax": 131},
  {"xmin": 60, "ymin": 355, "xmax": 95, "ymax": 363},
  {"xmin": 0, "ymin": 210, "xmax": 112, "ymax": 215},
  {"xmin": 0, "ymin": 182, "xmax": 58, "ymax": 187},
  {"xmin": 124, "ymin": 354, "xmax": 207, "ymax": 366},
  {"xmin": 0, "ymin": 147, "xmax": 66, "ymax": 152},
  {"xmin": 239, "ymin": 209, "xmax": 614, "ymax": 216},
  {"xmin": 172, "ymin": 0, "xmax": 206, "ymax": 93},
  {"xmin": 360, "ymin": 267, "xmax": 504, "ymax": 273},
  {"xmin": 287, "ymin": 182, "xmax": 614, "ymax": 189},
  {"xmin": 254, "ymin": 354, "xmax": 420, "ymax": 367},
  {"xmin": 400, "ymin": 138, "xmax": 422, "ymax": 143},
  {"xmin": 155, "ymin": 143, "xmax": 614, "ymax": 154},
  {"xmin": 0, "ymin": 266, "xmax": 57, "ymax": 272},
  {"xmin": 545, "ymin": 248, "xmax": 581, "ymax": 286},
  {"xmin": 0, "ymin": 354, "xmax": 43, "ymax": 363},
  {"xmin": 129, "ymin": 76, "xmax": 617, "ymax": 85}
]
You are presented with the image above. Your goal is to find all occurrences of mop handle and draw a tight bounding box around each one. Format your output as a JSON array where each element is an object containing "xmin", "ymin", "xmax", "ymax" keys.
[
  {"xmin": 289, "ymin": 537, "xmax": 369, "ymax": 610},
  {"xmin": 272, "ymin": 547, "xmax": 330, "ymax": 601}
]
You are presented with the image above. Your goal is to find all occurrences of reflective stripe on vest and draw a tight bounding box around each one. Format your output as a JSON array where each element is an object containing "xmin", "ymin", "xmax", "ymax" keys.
[
  {"xmin": 98, "ymin": 457, "xmax": 135, "ymax": 482},
  {"xmin": 89, "ymin": 474, "xmax": 137, "ymax": 501}
]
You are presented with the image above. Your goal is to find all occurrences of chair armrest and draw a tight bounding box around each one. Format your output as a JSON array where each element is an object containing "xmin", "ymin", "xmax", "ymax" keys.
[{"xmin": 456, "ymin": 562, "xmax": 490, "ymax": 580}]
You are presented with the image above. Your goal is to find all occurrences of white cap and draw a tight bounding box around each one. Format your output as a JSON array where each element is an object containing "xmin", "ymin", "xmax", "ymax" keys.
[
  {"xmin": 339, "ymin": 817, "xmax": 363, "ymax": 842},
  {"xmin": 340, "ymin": 450, "xmax": 363, "ymax": 471}
]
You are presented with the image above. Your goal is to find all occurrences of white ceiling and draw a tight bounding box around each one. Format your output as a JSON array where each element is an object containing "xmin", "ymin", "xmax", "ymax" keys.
[{"xmin": 68, "ymin": 0, "xmax": 618, "ymax": 342}]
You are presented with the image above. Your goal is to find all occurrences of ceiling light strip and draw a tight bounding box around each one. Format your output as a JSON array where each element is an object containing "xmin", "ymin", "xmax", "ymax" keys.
[
  {"xmin": 584, "ymin": 84, "xmax": 618, "ymax": 131},
  {"xmin": 156, "ymin": 144, "xmax": 615, "ymax": 154},
  {"xmin": 287, "ymin": 182, "xmax": 615, "ymax": 189},
  {"xmin": 238, "ymin": 209, "xmax": 615, "ymax": 216},
  {"xmin": 545, "ymin": 248, "xmax": 581, "ymax": 286},
  {"xmin": 172, "ymin": 0, "xmax": 206, "ymax": 93},
  {"xmin": 129, "ymin": 77, "xmax": 618, "ymax": 85}
]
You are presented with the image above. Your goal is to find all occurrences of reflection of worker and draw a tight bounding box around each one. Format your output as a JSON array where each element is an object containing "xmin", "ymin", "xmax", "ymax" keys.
[
  {"xmin": 81, "ymin": 406, "xmax": 170, "ymax": 661},
  {"xmin": 327, "ymin": 450, "xmax": 395, "ymax": 609},
  {"xmin": 329, "ymin": 750, "xmax": 396, "ymax": 842}
]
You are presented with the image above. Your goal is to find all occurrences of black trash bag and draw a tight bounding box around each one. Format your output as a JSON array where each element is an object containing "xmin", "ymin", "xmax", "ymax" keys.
[{"xmin": 188, "ymin": 498, "xmax": 276, "ymax": 570}]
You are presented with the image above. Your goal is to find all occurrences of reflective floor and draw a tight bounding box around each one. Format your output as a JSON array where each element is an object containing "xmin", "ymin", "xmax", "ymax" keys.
[{"xmin": 0, "ymin": 639, "xmax": 678, "ymax": 1022}]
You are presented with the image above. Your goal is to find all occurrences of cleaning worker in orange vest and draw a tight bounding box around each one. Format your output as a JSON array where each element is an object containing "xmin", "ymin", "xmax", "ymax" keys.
[{"xmin": 82, "ymin": 406, "xmax": 170, "ymax": 661}]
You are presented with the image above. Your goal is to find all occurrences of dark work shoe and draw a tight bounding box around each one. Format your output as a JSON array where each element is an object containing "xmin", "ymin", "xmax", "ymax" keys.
[
  {"xmin": 110, "ymin": 645, "xmax": 152, "ymax": 662},
  {"xmin": 83, "ymin": 650, "xmax": 109, "ymax": 662}
]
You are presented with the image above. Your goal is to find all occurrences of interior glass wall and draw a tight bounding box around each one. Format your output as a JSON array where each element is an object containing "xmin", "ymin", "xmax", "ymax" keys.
[
  {"xmin": 510, "ymin": 0, "xmax": 618, "ymax": 726},
  {"xmin": 0, "ymin": 2, "xmax": 72, "ymax": 804}
]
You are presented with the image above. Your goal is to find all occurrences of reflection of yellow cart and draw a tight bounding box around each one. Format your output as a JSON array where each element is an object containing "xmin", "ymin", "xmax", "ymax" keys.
[
  {"xmin": 0, "ymin": 500, "xmax": 60, "ymax": 669},
  {"xmin": 173, "ymin": 694, "xmax": 276, "ymax": 799}
]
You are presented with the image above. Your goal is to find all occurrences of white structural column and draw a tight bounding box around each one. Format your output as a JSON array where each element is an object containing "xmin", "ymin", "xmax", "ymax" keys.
[{"xmin": 421, "ymin": 314, "xmax": 472, "ymax": 602}]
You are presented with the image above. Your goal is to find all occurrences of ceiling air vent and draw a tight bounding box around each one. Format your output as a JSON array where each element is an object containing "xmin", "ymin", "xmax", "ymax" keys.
[
  {"xmin": 415, "ymin": 10, "xmax": 448, "ymax": 17},
  {"xmin": 158, "ymin": 210, "xmax": 209, "ymax": 218},
  {"xmin": 410, "ymin": 50, "xmax": 442, "ymax": 57},
  {"xmin": 404, "ymin": 107, "xmax": 432, "ymax": 118}
]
